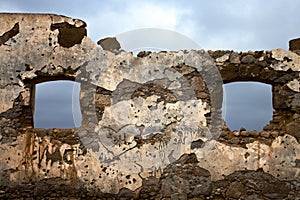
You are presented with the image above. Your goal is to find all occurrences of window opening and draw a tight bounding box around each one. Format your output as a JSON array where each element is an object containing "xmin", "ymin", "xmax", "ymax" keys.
[
  {"xmin": 34, "ymin": 80, "xmax": 82, "ymax": 129},
  {"xmin": 222, "ymin": 82, "xmax": 273, "ymax": 131}
]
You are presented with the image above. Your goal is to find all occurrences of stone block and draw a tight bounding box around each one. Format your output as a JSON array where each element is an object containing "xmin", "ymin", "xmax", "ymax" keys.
[{"xmin": 289, "ymin": 37, "xmax": 300, "ymax": 51}]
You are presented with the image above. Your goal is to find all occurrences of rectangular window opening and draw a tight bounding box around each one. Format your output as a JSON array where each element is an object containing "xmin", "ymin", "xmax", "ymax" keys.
[
  {"xmin": 33, "ymin": 80, "xmax": 82, "ymax": 129},
  {"xmin": 222, "ymin": 81, "xmax": 273, "ymax": 131}
]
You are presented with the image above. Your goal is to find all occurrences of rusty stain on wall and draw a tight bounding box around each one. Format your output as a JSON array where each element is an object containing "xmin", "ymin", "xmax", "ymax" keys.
[{"xmin": 0, "ymin": 13, "xmax": 300, "ymax": 199}]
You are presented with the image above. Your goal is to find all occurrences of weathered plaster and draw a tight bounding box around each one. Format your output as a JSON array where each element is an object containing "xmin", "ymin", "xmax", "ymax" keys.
[
  {"xmin": 271, "ymin": 48, "xmax": 300, "ymax": 71},
  {"xmin": 0, "ymin": 13, "xmax": 300, "ymax": 199},
  {"xmin": 0, "ymin": 85, "xmax": 23, "ymax": 112},
  {"xmin": 195, "ymin": 134, "xmax": 300, "ymax": 181}
]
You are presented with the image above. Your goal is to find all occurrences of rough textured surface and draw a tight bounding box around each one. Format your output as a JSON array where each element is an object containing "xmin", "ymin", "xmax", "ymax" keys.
[
  {"xmin": 0, "ymin": 13, "xmax": 300, "ymax": 199},
  {"xmin": 290, "ymin": 37, "xmax": 300, "ymax": 51},
  {"xmin": 97, "ymin": 37, "xmax": 121, "ymax": 51},
  {"xmin": 0, "ymin": 22, "xmax": 19, "ymax": 45}
]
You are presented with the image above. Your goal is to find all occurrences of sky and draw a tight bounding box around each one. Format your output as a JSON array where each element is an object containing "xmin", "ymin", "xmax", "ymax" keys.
[
  {"xmin": 1, "ymin": 0, "xmax": 300, "ymax": 51},
  {"xmin": 222, "ymin": 82, "xmax": 273, "ymax": 131},
  {"xmin": 34, "ymin": 81, "xmax": 81, "ymax": 129},
  {"xmin": 1, "ymin": 0, "xmax": 298, "ymax": 130}
]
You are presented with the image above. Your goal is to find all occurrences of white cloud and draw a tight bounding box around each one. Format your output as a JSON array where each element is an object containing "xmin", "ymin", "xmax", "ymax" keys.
[
  {"xmin": 2, "ymin": 0, "xmax": 300, "ymax": 51},
  {"xmin": 86, "ymin": 2, "xmax": 196, "ymax": 42}
]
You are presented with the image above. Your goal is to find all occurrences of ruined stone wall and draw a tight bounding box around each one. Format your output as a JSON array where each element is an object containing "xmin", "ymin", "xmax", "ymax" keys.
[{"xmin": 0, "ymin": 14, "xmax": 299, "ymax": 199}]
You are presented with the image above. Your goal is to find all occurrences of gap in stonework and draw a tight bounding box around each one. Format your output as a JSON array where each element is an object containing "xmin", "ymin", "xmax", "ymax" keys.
[
  {"xmin": 222, "ymin": 81, "xmax": 273, "ymax": 131},
  {"xmin": 33, "ymin": 80, "xmax": 82, "ymax": 129}
]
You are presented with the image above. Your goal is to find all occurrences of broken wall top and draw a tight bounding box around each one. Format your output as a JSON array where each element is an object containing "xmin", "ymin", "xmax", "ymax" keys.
[{"xmin": 0, "ymin": 13, "xmax": 300, "ymax": 199}]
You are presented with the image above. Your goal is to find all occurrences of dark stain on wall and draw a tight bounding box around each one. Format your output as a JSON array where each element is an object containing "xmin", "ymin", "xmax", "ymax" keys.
[
  {"xmin": 0, "ymin": 22, "xmax": 19, "ymax": 45},
  {"xmin": 1, "ymin": 14, "xmax": 300, "ymax": 199}
]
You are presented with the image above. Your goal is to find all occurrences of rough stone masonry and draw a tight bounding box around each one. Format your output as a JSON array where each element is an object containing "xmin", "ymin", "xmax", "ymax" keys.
[{"xmin": 0, "ymin": 13, "xmax": 300, "ymax": 199}]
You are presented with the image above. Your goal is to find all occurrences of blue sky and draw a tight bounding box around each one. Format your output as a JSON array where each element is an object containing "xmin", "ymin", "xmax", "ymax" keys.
[
  {"xmin": 1, "ymin": 0, "xmax": 300, "ymax": 51},
  {"xmin": 1, "ymin": 0, "xmax": 298, "ymax": 130},
  {"xmin": 34, "ymin": 81, "xmax": 81, "ymax": 129}
]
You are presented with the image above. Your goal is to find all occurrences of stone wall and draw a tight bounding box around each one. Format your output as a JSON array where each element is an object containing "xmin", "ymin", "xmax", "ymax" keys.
[{"xmin": 0, "ymin": 13, "xmax": 299, "ymax": 199}]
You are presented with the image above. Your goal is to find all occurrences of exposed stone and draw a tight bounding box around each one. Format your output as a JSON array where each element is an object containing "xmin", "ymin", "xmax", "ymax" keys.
[
  {"xmin": 295, "ymin": 159, "xmax": 300, "ymax": 168},
  {"xmin": 241, "ymin": 54, "xmax": 256, "ymax": 64},
  {"xmin": 248, "ymin": 131, "xmax": 260, "ymax": 137},
  {"xmin": 229, "ymin": 52, "xmax": 241, "ymax": 64},
  {"xmin": 2, "ymin": 127, "xmax": 17, "ymax": 137},
  {"xmin": 50, "ymin": 21, "xmax": 87, "ymax": 48},
  {"xmin": 240, "ymin": 131, "xmax": 248, "ymax": 136},
  {"xmin": 176, "ymin": 153, "xmax": 199, "ymax": 164},
  {"xmin": 287, "ymin": 79, "xmax": 300, "ymax": 92},
  {"xmin": 137, "ymin": 50, "xmax": 151, "ymax": 57},
  {"xmin": 271, "ymin": 131, "xmax": 279, "ymax": 138},
  {"xmin": 170, "ymin": 193, "xmax": 187, "ymax": 200},
  {"xmin": 97, "ymin": 37, "xmax": 121, "ymax": 51},
  {"xmin": 191, "ymin": 139, "xmax": 204, "ymax": 149},
  {"xmin": 291, "ymin": 93, "xmax": 300, "ymax": 111},
  {"xmin": 260, "ymin": 131, "xmax": 270, "ymax": 138},
  {"xmin": 215, "ymin": 54, "xmax": 229, "ymax": 63},
  {"xmin": 286, "ymin": 121, "xmax": 300, "ymax": 140},
  {"xmin": 160, "ymin": 155, "xmax": 212, "ymax": 198},
  {"xmin": 225, "ymin": 181, "xmax": 246, "ymax": 199},
  {"xmin": 233, "ymin": 131, "xmax": 240, "ymax": 136},
  {"xmin": 289, "ymin": 37, "xmax": 300, "ymax": 51},
  {"xmin": 262, "ymin": 182, "xmax": 290, "ymax": 199},
  {"xmin": 221, "ymin": 169, "xmax": 291, "ymax": 199},
  {"xmin": 240, "ymin": 127, "xmax": 246, "ymax": 131},
  {"xmin": 0, "ymin": 13, "xmax": 300, "ymax": 199}
]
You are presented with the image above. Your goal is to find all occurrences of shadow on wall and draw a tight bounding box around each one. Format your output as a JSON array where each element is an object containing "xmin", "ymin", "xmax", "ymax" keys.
[
  {"xmin": 34, "ymin": 80, "xmax": 82, "ymax": 129},
  {"xmin": 222, "ymin": 82, "xmax": 273, "ymax": 131}
]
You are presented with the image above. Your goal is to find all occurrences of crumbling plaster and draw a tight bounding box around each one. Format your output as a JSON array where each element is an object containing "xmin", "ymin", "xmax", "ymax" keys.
[{"xmin": 0, "ymin": 13, "xmax": 300, "ymax": 199}]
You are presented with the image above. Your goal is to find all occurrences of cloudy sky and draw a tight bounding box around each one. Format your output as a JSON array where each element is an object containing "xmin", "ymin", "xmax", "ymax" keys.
[
  {"xmin": 223, "ymin": 82, "xmax": 273, "ymax": 131},
  {"xmin": 1, "ymin": 0, "xmax": 298, "ymax": 130},
  {"xmin": 2, "ymin": 0, "xmax": 300, "ymax": 50}
]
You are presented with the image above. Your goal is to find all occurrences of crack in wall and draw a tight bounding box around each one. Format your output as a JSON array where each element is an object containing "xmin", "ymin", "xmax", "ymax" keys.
[{"xmin": 0, "ymin": 13, "xmax": 300, "ymax": 199}]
